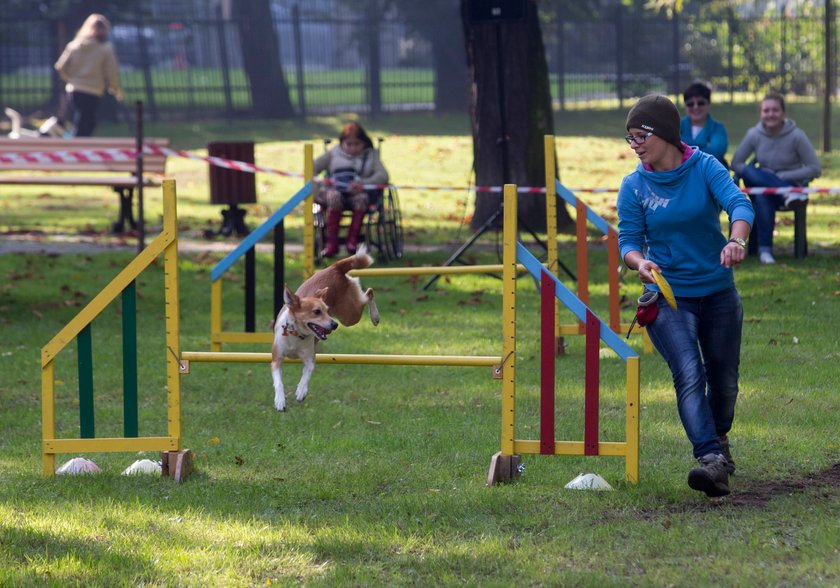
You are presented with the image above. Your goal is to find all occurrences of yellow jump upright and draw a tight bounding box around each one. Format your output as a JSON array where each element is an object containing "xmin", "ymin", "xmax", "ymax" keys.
[{"xmin": 41, "ymin": 180, "xmax": 185, "ymax": 477}]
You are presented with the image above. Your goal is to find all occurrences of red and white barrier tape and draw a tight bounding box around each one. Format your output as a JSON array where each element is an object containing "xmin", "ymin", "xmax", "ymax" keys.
[{"xmin": 3, "ymin": 145, "xmax": 839, "ymax": 197}]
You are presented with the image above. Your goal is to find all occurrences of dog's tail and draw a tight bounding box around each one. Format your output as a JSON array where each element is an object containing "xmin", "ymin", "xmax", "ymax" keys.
[{"xmin": 332, "ymin": 247, "xmax": 374, "ymax": 275}]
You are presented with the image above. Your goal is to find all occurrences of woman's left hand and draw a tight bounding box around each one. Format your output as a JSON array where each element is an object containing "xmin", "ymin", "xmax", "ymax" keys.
[
  {"xmin": 348, "ymin": 181, "xmax": 364, "ymax": 194},
  {"xmin": 721, "ymin": 241, "xmax": 746, "ymax": 268}
]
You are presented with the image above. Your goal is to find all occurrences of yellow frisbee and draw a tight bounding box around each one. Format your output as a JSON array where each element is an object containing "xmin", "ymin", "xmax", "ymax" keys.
[{"xmin": 651, "ymin": 270, "xmax": 678, "ymax": 310}]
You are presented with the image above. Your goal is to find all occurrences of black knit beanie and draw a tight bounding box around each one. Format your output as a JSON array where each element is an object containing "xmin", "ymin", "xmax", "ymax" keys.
[{"xmin": 625, "ymin": 95, "xmax": 682, "ymax": 148}]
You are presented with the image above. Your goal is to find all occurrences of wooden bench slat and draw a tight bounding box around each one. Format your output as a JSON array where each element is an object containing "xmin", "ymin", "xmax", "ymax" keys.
[
  {"xmin": 0, "ymin": 175, "xmax": 162, "ymax": 187},
  {"xmin": 0, "ymin": 159, "xmax": 167, "ymax": 174}
]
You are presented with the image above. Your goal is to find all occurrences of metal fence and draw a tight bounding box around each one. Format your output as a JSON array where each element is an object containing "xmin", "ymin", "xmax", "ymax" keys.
[{"xmin": 0, "ymin": 1, "xmax": 835, "ymax": 122}]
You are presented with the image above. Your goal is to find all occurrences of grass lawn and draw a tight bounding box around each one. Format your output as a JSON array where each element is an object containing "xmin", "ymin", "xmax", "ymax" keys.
[{"xmin": 1, "ymin": 108, "xmax": 838, "ymax": 586}]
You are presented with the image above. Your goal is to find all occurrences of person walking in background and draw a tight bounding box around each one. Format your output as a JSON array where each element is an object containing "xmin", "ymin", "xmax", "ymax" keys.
[
  {"xmin": 54, "ymin": 14, "xmax": 123, "ymax": 137},
  {"xmin": 680, "ymin": 82, "xmax": 729, "ymax": 167},
  {"xmin": 730, "ymin": 92, "xmax": 821, "ymax": 265},
  {"xmin": 617, "ymin": 95, "xmax": 754, "ymax": 498},
  {"xmin": 314, "ymin": 123, "xmax": 389, "ymax": 258}
]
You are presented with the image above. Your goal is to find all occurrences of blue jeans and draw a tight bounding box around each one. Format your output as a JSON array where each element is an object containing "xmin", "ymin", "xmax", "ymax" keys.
[
  {"xmin": 739, "ymin": 165, "xmax": 791, "ymax": 250},
  {"xmin": 645, "ymin": 287, "xmax": 743, "ymax": 458}
]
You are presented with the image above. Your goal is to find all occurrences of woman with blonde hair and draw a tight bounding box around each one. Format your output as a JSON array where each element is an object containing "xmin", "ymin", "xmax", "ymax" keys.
[{"xmin": 54, "ymin": 14, "xmax": 123, "ymax": 136}]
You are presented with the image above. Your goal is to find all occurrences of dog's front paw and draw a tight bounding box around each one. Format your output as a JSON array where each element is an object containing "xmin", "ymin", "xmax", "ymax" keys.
[
  {"xmin": 274, "ymin": 387, "xmax": 286, "ymax": 412},
  {"xmin": 295, "ymin": 385, "xmax": 309, "ymax": 403}
]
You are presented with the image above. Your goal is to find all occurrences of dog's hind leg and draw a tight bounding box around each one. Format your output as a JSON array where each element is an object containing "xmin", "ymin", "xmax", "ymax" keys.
[
  {"xmin": 295, "ymin": 355, "xmax": 316, "ymax": 403},
  {"xmin": 364, "ymin": 288, "xmax": 380, "ymax": 326},
  {"xmin": 272, "ymin": 357, "xmax": 286, "ymax": 412}
]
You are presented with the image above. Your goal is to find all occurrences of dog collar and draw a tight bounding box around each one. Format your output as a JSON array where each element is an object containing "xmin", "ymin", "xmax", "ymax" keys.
[{"xmin": 281, "ymin": 323, "xmax": 307, "ymax": 339}]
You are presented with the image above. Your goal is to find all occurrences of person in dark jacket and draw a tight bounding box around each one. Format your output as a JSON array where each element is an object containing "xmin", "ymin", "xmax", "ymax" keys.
[{"xmin": 679, "ymin": 82, "xmax": 729, "ymax": 167}]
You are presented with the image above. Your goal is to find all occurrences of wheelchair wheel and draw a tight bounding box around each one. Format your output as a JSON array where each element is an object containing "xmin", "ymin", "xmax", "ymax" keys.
[
  {"xmin": 313, "ymin": 203, "xmax": 325, "ymax": 266},
  {"xmin": 382, "ymin": 188, "xmax": 404, "ymax": 260}
]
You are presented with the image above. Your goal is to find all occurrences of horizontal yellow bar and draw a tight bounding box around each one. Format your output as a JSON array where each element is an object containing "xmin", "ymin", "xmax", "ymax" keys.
[
  {"xmin": 349, "ymin": 264, "xmax": 525, "ymax": 277},
  {"xmin": 215, "ymin": 332, "xmax": 274, "ymax": 344},
  {"xmin": 512, "ymin": 440, "xmax": 628, "ymax": 456},
  {"xmin": 182, "ymin": 351, "xmax": 501, "ymax": 367},
  {"xmin": 44, "ymin": 436, "xmax": 179, "ymax": 453}
]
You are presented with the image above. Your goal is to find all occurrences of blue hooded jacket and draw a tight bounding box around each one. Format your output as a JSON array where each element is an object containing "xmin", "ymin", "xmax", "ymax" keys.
[{"xmin": 617, "ymin": 148, "xmax": 754, "ymax": 297}]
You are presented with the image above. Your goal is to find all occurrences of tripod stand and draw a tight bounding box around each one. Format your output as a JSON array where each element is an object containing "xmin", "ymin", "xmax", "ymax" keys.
[{"xmin": 422, "ymin": 20, "xmax": 574, "ymax": 290}]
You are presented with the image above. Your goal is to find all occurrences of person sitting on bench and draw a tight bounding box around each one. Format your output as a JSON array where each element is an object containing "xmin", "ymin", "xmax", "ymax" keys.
[
  {"xmin": 314, "ymin": 123, "xmax": 389, "ymax": 258},
  {"xmin": 730, "ymin": 91, "xmax": 820, "ymax": 265}
]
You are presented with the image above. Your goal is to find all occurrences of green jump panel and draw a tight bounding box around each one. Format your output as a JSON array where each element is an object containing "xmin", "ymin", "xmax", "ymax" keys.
[
  {"xmin": 77, "ymin": 324, "xmax": 94, "ymax": 438},
  {"xmin": 122, "ymin": 281, "xmax": 138, "ymax": 438}
]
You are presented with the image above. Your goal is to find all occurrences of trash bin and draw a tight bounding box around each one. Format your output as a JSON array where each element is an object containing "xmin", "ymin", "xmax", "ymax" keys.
[{"xmin": 208, "ymin": 141, "xmax": 257, "ymax": 237}]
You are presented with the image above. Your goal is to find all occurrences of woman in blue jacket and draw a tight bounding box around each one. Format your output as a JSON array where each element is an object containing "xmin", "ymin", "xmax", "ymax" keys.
[
  {"xmin": 617, "ymin": 95, "xmax": 754, "ymax": 498},
  {"xmin": 679, "ymin": 82, "xmax": 729, "ymax": 167}
]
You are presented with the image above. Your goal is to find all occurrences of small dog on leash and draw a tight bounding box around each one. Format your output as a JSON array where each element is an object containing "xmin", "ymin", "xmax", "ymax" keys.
[{"xmin": 271, "ymin": 247, "xmax": 380, "ymax": 411}]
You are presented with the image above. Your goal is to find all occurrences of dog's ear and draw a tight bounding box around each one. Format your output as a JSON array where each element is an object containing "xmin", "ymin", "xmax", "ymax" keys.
[
  {"xmin": 314, "ymin": 287, "xmax": 329, "ymax": 300},
  {"xmin": 284, "ymin": 284, "xmax": 300, "ymax": 308}
]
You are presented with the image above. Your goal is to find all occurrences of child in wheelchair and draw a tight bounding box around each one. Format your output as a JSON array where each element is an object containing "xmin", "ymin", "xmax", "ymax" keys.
[{"xmin": 314, "ymin": 122, "xmax": 389, "ymax": 258}]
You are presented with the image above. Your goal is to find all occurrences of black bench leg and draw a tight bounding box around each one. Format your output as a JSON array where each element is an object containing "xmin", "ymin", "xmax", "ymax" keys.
[
  {"xmin": 793, "ymin": 203, "xmax": 807, "ymax": 259},
  {"xmin": 113, "ymin": 188, "xmax": 137, "ymax": 234}
]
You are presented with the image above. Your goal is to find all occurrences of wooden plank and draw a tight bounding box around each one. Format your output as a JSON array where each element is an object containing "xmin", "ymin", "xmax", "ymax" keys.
[{"xmin": 0, "ymin": 175, "xmax": 163, "ymax": 186}]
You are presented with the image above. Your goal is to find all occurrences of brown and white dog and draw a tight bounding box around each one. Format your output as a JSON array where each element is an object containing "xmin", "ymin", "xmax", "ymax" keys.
[{"xmin": 271, "ymin": 247, "xmax": 380, "ymax": 411}]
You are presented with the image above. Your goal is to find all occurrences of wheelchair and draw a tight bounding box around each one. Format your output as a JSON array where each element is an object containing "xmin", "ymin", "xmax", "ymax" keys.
[{"xmin": 313, "ymin": 185, "xmax": 404, "ymax": 265}]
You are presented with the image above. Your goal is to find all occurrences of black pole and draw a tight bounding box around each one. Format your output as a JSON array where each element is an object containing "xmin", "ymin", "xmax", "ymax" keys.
[
  {"xmin": 135, "ymin": 100, "xmax": 145, "ymax": 253},
  {"xmin": 495, "ymin": 22, "xmax": 510, "ymax": 185},
  {"xmin": 245, "ymin": 247, "xmax": 256, "ymax": 332},
  {"xmin": 556, "ymin": 7, "xmax": 565, "ymax": 111},
  {"xmin": 615, "ymin": 4, "xmax": 624, "ymax": 110},
  {"xmin": 273, "ymin": 222, "xmax": 285, "ymax": 318},
  {"xmin": 292, "ymin": 4, "xmax": 307, "ymax": 118},
  {"xmin": 216, "ymin": 4, "xmax": 234, "ymax": 119},
  {"xmin": 823, "ymin": 0, "xmax": 833, "ymax": 152}
]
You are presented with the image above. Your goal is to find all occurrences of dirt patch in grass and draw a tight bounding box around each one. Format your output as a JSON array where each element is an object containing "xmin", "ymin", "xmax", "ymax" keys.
[
  {"xmin": 641, "ymin": 462, "xmax": 840, "ymax": 517},
  {"xmin": 725, "ymin": 462, "xmax": 840, "ymax": 508}
]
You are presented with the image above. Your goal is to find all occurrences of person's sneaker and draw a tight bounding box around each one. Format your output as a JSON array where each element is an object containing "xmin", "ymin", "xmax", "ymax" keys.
[
  {"xmin": 759, "ymin": 251, "xmax": 776, "ymax": 264},
  {"xmin": 687, "ymin": 453, "xmax": 730, "ymax": 497},
  {"xmin": 718, "ymin": 435, "xmax": 736, "ymax": 475}
]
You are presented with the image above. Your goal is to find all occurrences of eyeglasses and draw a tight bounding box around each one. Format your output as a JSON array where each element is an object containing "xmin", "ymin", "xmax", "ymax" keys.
[
  {"xmin": 685, "ymin": 100, "xmax": 708, "ymax": 108},
  {"xmin": 624, "ymin": 132, "xmax": 653, "ymax": 145}
]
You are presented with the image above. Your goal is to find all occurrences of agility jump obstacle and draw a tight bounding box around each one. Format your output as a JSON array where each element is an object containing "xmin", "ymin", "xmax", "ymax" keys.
[
  {"xmin": 41, "ymin": 167, "xmax": 640, "ymax": 486},
  {"xmin": 187, "ymin": 174, "xmax": 641, "ymax": 485},
  {"xmin": 41, "ymin": 180, "xmax": 191, "ymax": 479}
]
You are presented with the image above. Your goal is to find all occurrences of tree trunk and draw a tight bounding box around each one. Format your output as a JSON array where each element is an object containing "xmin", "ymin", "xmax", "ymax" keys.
[
  {"xmin": 461, "ymin": 0, "xmax": 572, "ymax": 232},
  {"xmin": 233, "ymin": 0, "xmax": 295, "ymax": 118}
]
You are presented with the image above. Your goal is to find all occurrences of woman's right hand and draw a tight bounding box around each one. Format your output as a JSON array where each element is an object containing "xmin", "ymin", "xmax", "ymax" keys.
[{"xmin": 636, "ymin": 259, "xmax": 662, "ymax": 285}]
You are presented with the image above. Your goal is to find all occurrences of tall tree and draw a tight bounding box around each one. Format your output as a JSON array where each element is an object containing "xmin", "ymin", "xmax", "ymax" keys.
[
  {"xmin": 232, "ymin": 0, "xmax": 295, "ymax": 118},
  {"xmin": 460, "ymin": 0, "xmax": 571, "ymax": 232}
]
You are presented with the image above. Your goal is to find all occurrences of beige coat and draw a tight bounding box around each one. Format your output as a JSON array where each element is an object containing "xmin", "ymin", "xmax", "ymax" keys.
[{"xmin": 55, "ymin": 39, "xmax": 121, "ymax": 98}]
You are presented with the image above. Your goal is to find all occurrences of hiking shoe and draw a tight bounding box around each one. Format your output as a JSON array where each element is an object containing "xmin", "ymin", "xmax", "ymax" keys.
[
  {"xmin": 719, "ymin": 435, "xmax": 736, "ymax": 475},
  {"xmin": 688, "ymin": 453, "xmax": 730, "ymax": 497},
  {"xmin": 759, "ymin": 251, "xmax": 776, "ymax": 265}
]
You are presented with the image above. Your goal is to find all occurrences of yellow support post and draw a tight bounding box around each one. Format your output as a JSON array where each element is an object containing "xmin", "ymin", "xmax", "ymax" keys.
[
  {"xmin": 41, "ymin": 361, "xmax": 55, "ymax": 477},
  {"xmin": 303, "ymin": 143, "xmax": 315, "ymax": 279},
  {"xmin": 544, "ymin": 135, "xmax": 560, "ymax": 353},
  {"xmin": 625, "ymin": 355, "xmax": 640, "ymax": 484},
  {"xmin": 210, "ymin": 279, "xmax": 222, "ymax": 352},
  {"xmin": 162, "ymin": 180, "xmax": 182, "ymax": 448},
  {"xmin": 500, "ymin": 184, "xmax": 517, "ymax": 456}
]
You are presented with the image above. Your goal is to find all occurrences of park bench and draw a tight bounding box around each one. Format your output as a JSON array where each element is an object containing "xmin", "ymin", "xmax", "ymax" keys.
[{"xmin": 0, "ymin": 136, "xmax": 170, "ymax": 233}]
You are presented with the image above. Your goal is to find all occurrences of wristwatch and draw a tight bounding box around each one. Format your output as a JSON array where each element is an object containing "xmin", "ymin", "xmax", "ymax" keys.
[{"xmin": 729, "ymin": 237, "xmax": 746, "ymax": 248}]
